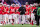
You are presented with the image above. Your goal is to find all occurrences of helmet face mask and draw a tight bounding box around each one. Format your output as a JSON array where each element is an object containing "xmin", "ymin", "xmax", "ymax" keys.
[
  {"xmin": 0, "ymin": 4, "xmax": 3, "ymax": 7},
  {"xmin": 3, "ymin": 4, "xmax": 7, "ymax": 7},
  {"xmin": 25, "ymin": 2, "xmax": 28, "ymax": 5},
  {"xmin": 4, "ymin": 5, "xmax": 6, "ymax": 6},
  {"xmin": 12, "ymin": 5, "xmax": 14, "ymax": 7},
  {"xmin": 16, "ymin": 4, "xmax": 19, "ymax": 7},
  {"xmin": 7, "ymin": 5, "xmax": 10, "ymax": 8},
  {"xmin": 30, "ymin": 4, "xmax": 33, "ymax": 7},
  {"xmin": 11, "ymin": 4, "xmax": 15, "ymax": 7},
  {"xmin": 0, "ymin": 5, "xmax": 2, "ymax": 7}
]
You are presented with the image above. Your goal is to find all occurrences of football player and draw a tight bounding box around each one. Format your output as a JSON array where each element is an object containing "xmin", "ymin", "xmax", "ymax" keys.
[
  {"xmin": 3, "ymin": 4, "xmax": 9, "ymax": 24},
  {"xmin": 15, "ymin": 4, "xmax": 20, "ymax": 24},
  {"xmin": 9, "ymin": 4, "xmax": 15, "ymax": 24},
  {"xmin": 0, "ymin": 3, "xmax": 4, "ymax": 25},
  {"xmin": 25, "ymin": 5, "xmax": 31, "ymax": 24}
]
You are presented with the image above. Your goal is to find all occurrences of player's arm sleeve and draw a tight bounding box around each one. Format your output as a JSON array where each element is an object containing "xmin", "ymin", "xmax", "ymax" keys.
[
  {"xmin": 7, "ymin": 7, "xmax": 9, "ymax": 11},
  {"xmin": 2, "ymin": 7, "xmax": 5, "ymax": 12},
  {"xmin": 18, "ymin": 7, "xmax": 21, "ymax": 12},
  {"xmin": 25, "ymin": 8, "xmax": 26, "ymax": 12},
  {"xmin": 9, "ymin": 7, "xmax": 11, "ymax": 11},
  {"xmin": 33, "ymin": 9, "xmax": 35, "ymax": 13}
]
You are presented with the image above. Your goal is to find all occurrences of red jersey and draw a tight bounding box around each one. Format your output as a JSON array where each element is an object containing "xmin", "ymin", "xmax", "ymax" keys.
[
  {"xmin": 25, "ymin": 7, "xmax": 31, "ymax": 15},
  {"xmin": 15, "ymin": 7, "xmax": 20, "ymax": 15},
  {"xmin": 7, "ymin": 8, "xmax": 9, "ymax": 14},
  {"xmin": 26, "ymin": 5, "xmax": 30, "ymax": 7},
  {"xmin": 10, "ymin": 6, "xmax": 15, "ymax": 14},
  {"xmin": 3, "ymin": 7, "xmax": 9, "ymax": 14},
  {"xmin": 31, "ymin": 7, "xmax": 36, "ymax": 13},
  {"xmin": 0, "ymin": 6, "xmax": 4, "ymax": 14}
]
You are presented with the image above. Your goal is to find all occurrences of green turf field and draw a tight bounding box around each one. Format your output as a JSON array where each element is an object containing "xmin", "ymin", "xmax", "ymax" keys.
[{"xmin": 0, "ymin": 24, "xmax": 40, "ymax": 27}]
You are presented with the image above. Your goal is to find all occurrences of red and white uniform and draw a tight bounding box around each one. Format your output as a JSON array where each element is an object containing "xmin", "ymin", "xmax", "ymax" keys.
[
  {"xmin": 10, "ymin": 6, "xmax": 15, "ymax": 14},
  {"xmin": 9, "ymin": 6, "xmax": 16, "ymax": 23},
  {"xmin": 3, "ymin": 7, "xmax": 9, "ymax": 22},
  {"xmin": 4, "ymin": 7, "xmax": 9, "ymax": 14},
  {"xmin": 31, "ymin": 7, "xmax": 36, "ymax": 20},
  {"xmin": 15, "ymin": 7, "xmax": 20, "ymax": 14},
  {"xmin": 0, "ymin": 6, "xmax": 4, "ymax": 21},
  {"xmin": 15, "ymin": 7, "xmax": 20, "ymax": 24},
  {"xmin": 9, "ymin": 6, "xmax": 15, "ymax": 19},
  {"xmin": 31, "ymin": 7, "xmax": 36, "ymax": 13},
  {"xmin": 0, "ymin": 6, "xmax": 4, "ymax": 14},
  {"xmin": 26, "ymin": 5, "xmax": 30, "ymax": 7},
  {"xmin": 25, "ymin": 7, "xmax": 31, "ymax": 18}
]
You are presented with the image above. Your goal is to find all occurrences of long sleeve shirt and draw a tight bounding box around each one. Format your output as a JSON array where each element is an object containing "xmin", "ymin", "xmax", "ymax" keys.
[{"xmin": 37, "ymin": 7, "xmax": 40, "ymax": 15}]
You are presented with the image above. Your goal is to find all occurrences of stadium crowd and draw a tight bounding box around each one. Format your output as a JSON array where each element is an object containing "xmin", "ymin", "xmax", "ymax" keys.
[{"xmin": 0, "ymin": 1, "xmax": 39, "ymax": 26}]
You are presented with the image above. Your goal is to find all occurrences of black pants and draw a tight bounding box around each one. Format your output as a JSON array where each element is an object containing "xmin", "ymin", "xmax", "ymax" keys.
[
  {"xmin": 36, "ymin": 16, "xmax": 40, "ymax": 26},
  {"xmin": 35, "ymin": 15, "xmax": 37, "ymax": 21}
]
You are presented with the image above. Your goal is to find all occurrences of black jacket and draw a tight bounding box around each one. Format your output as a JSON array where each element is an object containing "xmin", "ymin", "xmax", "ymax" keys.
[
  {"xmin": 33, "ymin": 8, "xmax": 37, "ymax": 16},
  {"xmin": 18, "ymin": 7, "xmax": 26, "ymax": 15}
]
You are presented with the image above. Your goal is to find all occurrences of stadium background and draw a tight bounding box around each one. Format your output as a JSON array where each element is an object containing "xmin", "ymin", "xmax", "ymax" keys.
[
  {"xmin": 3, "ymin": 0, "xmax": 40, "ymax": 4},
  {"xmin": 0, "ymin": 0, "xmax": 39, "ymax": 4},
  {"xmin": 0, "ymin": 0, "xmax": 40, "ymax": 27}
]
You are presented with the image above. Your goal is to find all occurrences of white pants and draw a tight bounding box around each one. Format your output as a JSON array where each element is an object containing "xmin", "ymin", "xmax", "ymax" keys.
[
  {"xmin": 0, "ymin": 14, "xmax": 2, "ymax": 19},
  {"xmin": 8, "ymin": 14, "xmax": 12, "ymax": 24},
  {"xmin": 31, "ymin": 13, "xmax": 35, "ymax": 21},
  {"xmin": 0, "ymin": 14, "xmax": 2, "ymax": 24},
  {"xmin": 20, "ymin": 15, "xmax": 25, "ymax": 24},
  {"xmin": 8, "ymin": 14, "xmax": 12, "ymax": 19},
  {"xmin": 3, "ymin": 14, "xmax": 8, "ymax": 22},
  {"xmin": 15, "ymin": 14, "xmax": 19, "ymax": 24},
  {"xmin": 13, "ymin": 14, "xmax": 18, "ymax": 24},
  {"xmin": 26, "ymin": 15, "xmax": 30, "ymax": 19},
  {"xmin": 8, "ymin": 14, "xmax": 18, "ymax": 24}
]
